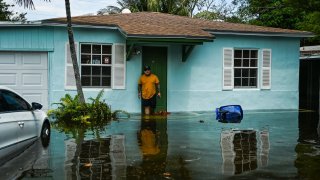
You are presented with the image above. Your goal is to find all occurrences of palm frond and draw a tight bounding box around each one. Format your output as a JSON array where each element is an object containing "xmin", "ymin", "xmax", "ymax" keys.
[{"xmin": 14, "ymin": 0, "xmax": 50, "ymax": 9}]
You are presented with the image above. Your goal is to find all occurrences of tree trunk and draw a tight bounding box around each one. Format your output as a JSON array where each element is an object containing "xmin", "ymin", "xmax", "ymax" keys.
[{"xmin": 65, "ymin": 0, "xmax": 85, "ymax": 104}]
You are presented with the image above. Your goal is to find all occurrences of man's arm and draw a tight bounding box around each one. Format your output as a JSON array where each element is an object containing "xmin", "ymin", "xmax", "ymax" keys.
[
  {"xmin": 156, "ymin": 83, "xmax": 161, "ymax": 98},
  {"xmin": 138, "ymin": 84, "xmax": 142, "ymax": 99}
]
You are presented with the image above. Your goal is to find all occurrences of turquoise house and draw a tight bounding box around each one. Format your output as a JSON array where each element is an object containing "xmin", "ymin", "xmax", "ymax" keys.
[{"xmin": 0, "ymin": 12, "xmax": 313, "ymax": 112}]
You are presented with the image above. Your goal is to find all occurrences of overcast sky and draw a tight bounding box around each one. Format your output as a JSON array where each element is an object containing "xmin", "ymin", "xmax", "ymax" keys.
[{"xmin": 5, "ymin": 0, "xmax": 118, "ymax": 21}]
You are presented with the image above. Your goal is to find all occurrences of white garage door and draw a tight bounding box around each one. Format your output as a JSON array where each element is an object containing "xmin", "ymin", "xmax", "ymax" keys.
[{"xmin": 0, "ymin": 52, "xmax": 48, "ymax": 110}]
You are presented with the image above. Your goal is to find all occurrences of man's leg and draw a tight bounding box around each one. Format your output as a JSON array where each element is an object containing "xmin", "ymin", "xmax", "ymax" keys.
[
  {"xmin": 150, "ymin": 95, "xmax": 156, "ymax": 115},
  {"xmin": 144, "ymin": 106, "xmax": 150, "ymax": 115}
]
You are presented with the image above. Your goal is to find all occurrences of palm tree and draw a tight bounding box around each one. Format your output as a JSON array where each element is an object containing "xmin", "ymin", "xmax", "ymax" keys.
[
  {"xmin": 14, "ymin": 0, "xmax": 86, "ymax": 104},
  {"xmin": 64, "ymin": 0, "xmax": 85, "ymax": 104}
]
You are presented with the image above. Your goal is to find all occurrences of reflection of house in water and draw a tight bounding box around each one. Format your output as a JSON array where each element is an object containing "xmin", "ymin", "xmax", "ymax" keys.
[
  {"xmin": 259, "ymin": 130, "xmax": 270, "ymax": 167},
  {"xmin": 220, "ymin": 129, "xmax": 270, "ymax": 175},
  {"xmin": 65, "ymin": 135, "xmax": 126, "ymax": 179}
]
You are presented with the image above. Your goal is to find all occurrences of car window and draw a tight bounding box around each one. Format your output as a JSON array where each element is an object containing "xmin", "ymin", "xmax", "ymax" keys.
[
  {"xmin": 0, "ymin": 90, "xmax": 31, "ymax": 112},
  {"xmin": 0, "ymin": 93, "xmax": 7, "ymax": 112}
]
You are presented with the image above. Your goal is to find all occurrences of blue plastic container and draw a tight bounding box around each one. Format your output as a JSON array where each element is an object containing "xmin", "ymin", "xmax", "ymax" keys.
[{"xmin": 215, "ymin": 105, "xmax": 243, "ymax": 123}]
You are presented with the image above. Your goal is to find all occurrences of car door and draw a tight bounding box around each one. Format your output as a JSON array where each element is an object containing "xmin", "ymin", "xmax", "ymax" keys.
[
  {"xmin": 0, "ymin": 90, "xmax": 19, "ymax": 162},
  {"xmin": 1, "ymin": 90, "xmax": 38, "ymax": 149}
]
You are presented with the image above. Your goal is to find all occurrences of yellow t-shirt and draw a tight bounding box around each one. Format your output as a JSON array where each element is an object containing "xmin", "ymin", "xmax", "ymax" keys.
[{"xmin": 138, "ymin": 74, "xmax": 159, "ymax": 99}]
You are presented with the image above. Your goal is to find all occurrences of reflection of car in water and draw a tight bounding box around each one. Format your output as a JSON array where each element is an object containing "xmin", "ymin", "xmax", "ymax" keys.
[
  {"xmin": 0, "ymin": 86, "xmax": 51, "ymax": 166},
  {"xmin": 0, "ymin": 139, "xmax": 51, "ymax": 179}
]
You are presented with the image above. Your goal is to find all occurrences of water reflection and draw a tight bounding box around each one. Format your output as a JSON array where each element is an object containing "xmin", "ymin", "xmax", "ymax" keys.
[
  {"xmin": 220, "ymin": 129, "xmax": 270, "ymax": 175},
  {"xmin": 0, "ymin": 140, "xmax": 51, "ymax": 179},
  {"xmin": 259, "ymin": 129, "xmax": 270, "ymax": 167},
  {"xmin": 298, "ymin": 110, "xmax": 320, "ymax": 144},
  {"xmin": 7, "ymin": 111, "xmax": 320, "ymax": 178},
  {"xmin": 62, "ymin": 117, "xmax": 169, "ymax": 179},
  {"xmin": 127, "ymin": 117, "xmax": 168, "ymax": 179},
  {"xmin": 65, "ymin": 135, "xmax": 126, "ymax": 179},
  {"xmin": 295, "ymin": 110, "xmax": 320, "ymax": 179}
]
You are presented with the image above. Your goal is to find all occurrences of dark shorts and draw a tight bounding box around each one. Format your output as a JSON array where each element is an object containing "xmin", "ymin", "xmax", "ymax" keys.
[{"xmin": 142, "ymin": 94, "xmax": 157, "ymax": 109}]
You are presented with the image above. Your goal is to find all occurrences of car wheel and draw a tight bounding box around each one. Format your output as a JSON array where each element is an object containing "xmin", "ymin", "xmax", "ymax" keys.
[{"xmin": 40, "ymin": 122, "xmax": 50, "ymax": 148}]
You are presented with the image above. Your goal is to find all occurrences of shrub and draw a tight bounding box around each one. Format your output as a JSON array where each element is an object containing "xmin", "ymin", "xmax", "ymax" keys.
[{"xmin": 48, "ymin": 90, "xmax": 112, "ymax": 127}]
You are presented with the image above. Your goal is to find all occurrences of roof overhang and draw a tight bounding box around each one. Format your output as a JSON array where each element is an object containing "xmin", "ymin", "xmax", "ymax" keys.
[
  {"xmin": 125, "ymin": 36, "xmax": 214, "ymax": 61},
  {"xmin": 41, "ymin": 22, "xmax": 119, "ymax": 29},
  {"xmin": 0, "ymin": 22, "xmax": 119, "ymax": 30},
  {"xmin": 207, "ymin": 30, "xmax": 315, "ymax": 38},
  {"xmin": 300, "ymin": 56, "xmax": 320, "ymax": 60},
  {"xmin": 126, "ymin": 35, "xmax": 213, "ymax": 45}
]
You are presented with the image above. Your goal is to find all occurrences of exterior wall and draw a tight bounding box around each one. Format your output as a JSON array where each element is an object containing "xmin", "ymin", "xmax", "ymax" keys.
[
  {"xmin": 0, "ymin": 26, "xmax": 301, "ymax": 112},
  {"xmin": 49, "ymin": 27, "xmax": 142, "ymax": 112},
  {"xmin": 0, "ymin": 26, "xmax": 54, "ymax": 51},
  {"xmin": 167, "ymin": 35, "xmax": 301, "ymax": 111}
]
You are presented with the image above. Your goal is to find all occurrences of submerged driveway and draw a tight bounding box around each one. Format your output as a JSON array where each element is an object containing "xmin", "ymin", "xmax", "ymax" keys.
[{"xmin": 1, "ymin": 110, "xmax": 319, "ymax": 179}]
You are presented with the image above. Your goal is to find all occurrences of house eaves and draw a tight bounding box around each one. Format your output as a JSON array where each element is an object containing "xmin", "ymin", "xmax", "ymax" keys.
[
  {"xmin": 41, "ymin": 22, "xmax": 119, "ymax": 30},
  {"xmin": 206, "ymin": 30, "xmax": 315, "ymax": 38},
  {"xmin": 126, "ymin": 34, "xmax": 214, "ymax": 44}
]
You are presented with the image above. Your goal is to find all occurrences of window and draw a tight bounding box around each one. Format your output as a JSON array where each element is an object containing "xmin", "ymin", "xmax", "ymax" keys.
[
  {"xmin": 234, "ymin": 49, "xmax": 258, "ymax": 88},
  {"xmin": 0, "ymin": 90, "xmax": 31, "ymax": 112},
  {"xmin": 0, "ymin": 93, "xmax": 6, "ymax": 112},
  {"xmin": 80, "ymin": 44, "xmax": 112, "ymax": 87}
]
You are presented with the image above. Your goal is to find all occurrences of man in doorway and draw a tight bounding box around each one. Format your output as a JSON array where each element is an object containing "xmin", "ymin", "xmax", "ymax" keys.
[{"xmin": 138, "ymin": 65, "xmax": 161, "ymax": 115}]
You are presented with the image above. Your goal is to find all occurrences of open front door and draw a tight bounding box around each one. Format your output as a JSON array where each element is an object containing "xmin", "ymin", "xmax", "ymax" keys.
[{"xmin": 142, "ymin": 46, "xmax": 167, "ymax": 112}]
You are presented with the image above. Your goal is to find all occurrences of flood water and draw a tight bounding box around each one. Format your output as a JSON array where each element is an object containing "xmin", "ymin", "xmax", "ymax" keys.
[{"xmin": 1, "ymin": 110, "xmax": 320, "ymax": 180}]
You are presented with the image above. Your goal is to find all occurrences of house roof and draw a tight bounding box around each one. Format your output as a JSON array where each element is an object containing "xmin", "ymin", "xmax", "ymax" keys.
[
  {"xmin": 300, "ymin": 45, "xmax": 320, "ymax": 60},
  {"xmin": 43, "ymin": 12, "xmax": 313, "ymax": 41}
]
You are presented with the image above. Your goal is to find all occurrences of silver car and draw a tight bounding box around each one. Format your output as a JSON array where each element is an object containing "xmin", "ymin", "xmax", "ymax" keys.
[{"xmin": 0, "ymin": 86, "xmax": 50, "ymax": 165}]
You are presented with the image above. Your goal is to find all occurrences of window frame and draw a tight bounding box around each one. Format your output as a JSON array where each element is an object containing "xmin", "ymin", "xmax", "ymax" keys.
[
  {"xmin": 80, "ymin": 43, "xmax": 113, "ymax": 88},
  {"xmin": 233, "ymin": 49, "xmax": 259, "ymax": 89}
]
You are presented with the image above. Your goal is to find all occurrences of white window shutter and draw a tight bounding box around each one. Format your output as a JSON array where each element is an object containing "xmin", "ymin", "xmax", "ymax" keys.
[
  {"xmin": 223, "ymin": 48, "xmax": 234, "ymax": 90},
  {"xmin": 65, "ymin": 42, "xmax": 79, "ymax": 90},
  {"xmin": 261, "ymin": 49, "xmax": 272, "ymax": 89},
  {"xmin": 112, "ymin": 43, "xmax": 126, "ymax": 89}
]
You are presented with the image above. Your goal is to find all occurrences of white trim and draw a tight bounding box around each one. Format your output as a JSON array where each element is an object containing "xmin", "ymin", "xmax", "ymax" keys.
[
  {"xmin": 79, "ymin": 43, "xmax": 113, "ymax": 88},
  {"xmin": 232, "ymin": 88, "xmax": 260, "ymax": 91},
  {"xmin": 261, "ymin": 49, "xmax": 272, "ymax": 89},
  {"xmin": 233, "ymin": 49, "xmax": 259, "ymax": 89},
  {"xmin": 64, "ymin": 42, "xmax": 79, "ymax": 90},
  {"xmin": 83, "ymin": 88, "xmax": 113, "ymax": 91},
  {"xmin": 112, "ymin": 43, "xmax": 126, "ymax": 89},
  {"xmin": 222, "ymin": 48, "xmax": 234, "ymax": 90}
]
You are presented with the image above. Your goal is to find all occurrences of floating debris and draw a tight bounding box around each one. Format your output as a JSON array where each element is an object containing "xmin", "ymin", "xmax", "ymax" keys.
[
  {"xmin": 184, "ymin": 157, "xmax": 200, "ymax": 162},
  {"xmin": 83, "ymin": 163, "xmax": 92, "ymax": 167},
  {"xmin": 113, "ymin": 110, "xmax": 130, "ymax": 119}
]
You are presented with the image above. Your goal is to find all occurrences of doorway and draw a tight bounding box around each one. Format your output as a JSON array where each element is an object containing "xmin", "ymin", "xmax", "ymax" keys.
[
  {"xmin": 142, "ymin": 46, "xmax": 167, "ymax": 112},
  {"xmin": 299, "ymin": 59, "xmax": 320, "ymax": 111}
]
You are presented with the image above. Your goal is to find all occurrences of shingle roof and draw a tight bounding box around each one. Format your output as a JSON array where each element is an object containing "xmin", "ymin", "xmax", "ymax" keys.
[{"xmin": 43, "ymin": 12, "xmax": 313, "ymax": 40}]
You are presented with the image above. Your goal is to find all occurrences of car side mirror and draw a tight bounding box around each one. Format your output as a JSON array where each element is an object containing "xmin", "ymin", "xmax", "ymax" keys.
[{"xmin": 32, "ymin": 102, "xmax": 43, "ymax": 110}]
